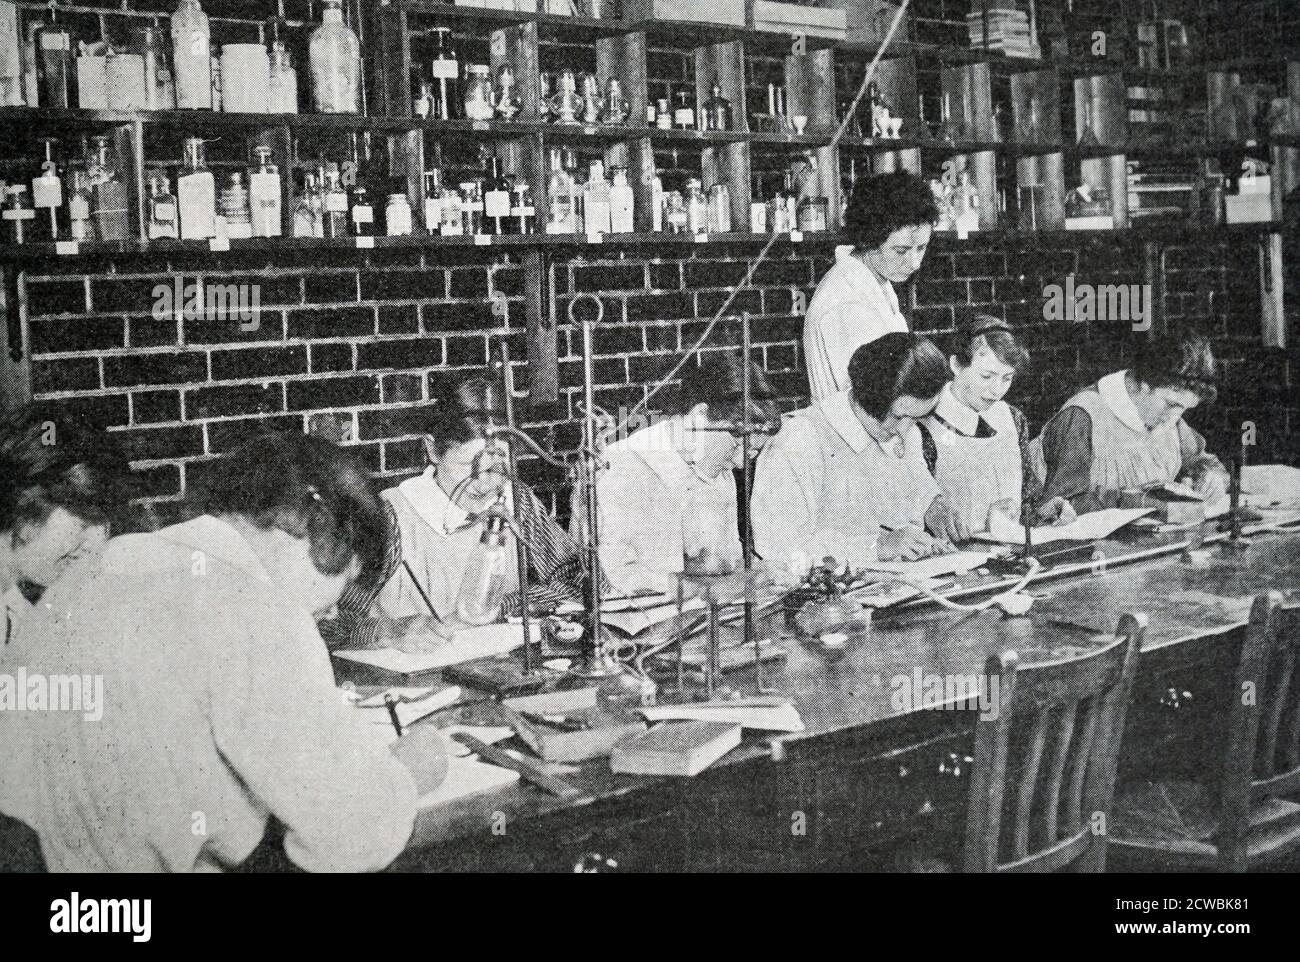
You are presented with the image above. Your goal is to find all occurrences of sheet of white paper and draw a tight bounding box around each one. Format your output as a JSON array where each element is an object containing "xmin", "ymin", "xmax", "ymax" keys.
[
  {"xmin": 639, "ymin": 702, "xmax": 805, "ymax": 733},
  {"xmin": 1242, "ymin": 465, "xmax": 1300, "ymax": 508},
  {"xmin": 333, "ymin": 623, "xmax": 538, "ymax": 674},
  {"xmin": 602, "ymin": 596, "xmax": 705, "ymax": 636},
  {"xmin": 417, "ymin": 754, "xmax": 520, "ymax": 808},
  {"xmin": 353, "ymin": 686, "xmax": 462, "ymax": 730},
  {"xmin": 864, "ymin": 551, "xmax": 993, "ymax": 579},
  {"xmin": 976, "ymin": 508, "xmax": 1155, "ymax": 546}
]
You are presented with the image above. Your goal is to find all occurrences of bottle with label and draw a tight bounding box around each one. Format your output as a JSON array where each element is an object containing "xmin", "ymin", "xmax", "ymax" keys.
[
  {"xmin": 177, "ymin": 136, "xmax": 215, "ymax": 239},
  {"xmin": 566, "ymin": 151, "xmax": 585, "ymax": 234},
  {"xmin": 88, "ymin": 136, "xmax": 128, "ymax": 241},
  {"xmin": 426, "ymin": 26, "xmax": 458, "ymax": 121},
  {"xmin": 309, "ymin": 0, "xmax": 360, "ymax": 114},
  {"xmin": 609, "ymin": 165, "xmax": 634, "ymax": 233},
  {"xmin": 171, "ymin": 0, "xmax": 211, "ymax": 110},
  {"xmin": 493, "ymin": 63, "xmax": 521, "ymax": 120},
  {"xmin": 209, "ymin": 52, "xmax": 221, "ymax": 111},
  {"xmin": 482, "ymin": 155, "xmax": 511, "ymax": 234},
  {"xmin": 583, "ymin": 159, "xmax": 611, "ymax": 235},
  {"xmin": 385, "ymin": 192, "xmax": 412, "ymax": 236},
  {"xmin": 34, "ymin": 4, "xmax": 75, "ymax": 108},
  {"xmin": 136, "ymin": 22, "xmax": 174, "ymax": 110},
  {"xmin": 685, "ymin": 178, "xmax": 707, "ymax": 234},
  {"xmin": 2, "ymin": 185, "xmax": 35, "ymax": 244},
  {"xmin": 146, "ymin": 172, "xmax": 179, "ymax": 240},
  {"xmin": 32, "ymin": 137, "xmax": 63, "ymax": 241},
  {"xmin": 248, "ymin": 147, "xmax": 282, "ymax": 238},
  {"xmin": 702, "ymin": 78, "xmax": 731, "ymax": 132},
  {"xmin": 350, "ymin": 186, "xmax": 373, "ymax": 236},
  {"xmin": 651, "ymin": 173, "xmax": 663, "ymax": 232},
  {"xmin": 707, "ymin": 182, "xmax": 731, "ymax": 233},
  {"xmin": 219, "ymin": 172, "xmax": 251, "ymax": 239},
  {"xmin": 462, "ymin": 64, "xmax": 494, "ymax": 121},
  {"xmin": 439, "ymin": 182, "xmax": 463, "ymax": 236},
  {"xmin": 655, "ymin": 98, "xmax": 671, "ymax": 130},
  {"xmin": 322, "ymin": 163, "xmax": 349, "ymax": 238},
  {"xmin": 544, "ymin": 148, "xmax": 574, "ymax": 235},
  {"xmin": 664, "ymin": 190, "xmax": 687, "ymax": 233},
  {"xmin": 510, "ymin": 181, "xmax": 535, "ymax": 235},
  {"xmin": 454, "ymin": 513, "xmax": 510, "ymax": 626},
  {"xmin": 673, "ymin": 88, "xmax": 695, "ymax": 130}
]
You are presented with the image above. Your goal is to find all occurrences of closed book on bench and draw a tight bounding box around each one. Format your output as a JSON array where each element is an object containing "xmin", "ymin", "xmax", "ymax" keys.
[{"xmin": 609, "ymin": 721, "xmax": 742, "ymax": 777}]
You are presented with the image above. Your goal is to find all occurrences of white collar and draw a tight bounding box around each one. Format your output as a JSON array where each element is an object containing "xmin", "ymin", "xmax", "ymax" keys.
[
  {"xmin": 822, "ymin": 390, "xmax": 907, "ymax": 458},
  {"xmin": 396, "ymin": 466, "xmax": 469, "ymax": 535},
  {"xmin": 834, "ymin": 245, "xmax": 895, "ymax": 302},
  {"xmin": 151, "ymin": 515, "xmax": 276, "ymax": 585},
  {"xmin": 1098, "ymin": 370, "xmax": 1150, "ymax": 433},
  {"xmin": 623, "ymin": 419, "xmax": 721, "ymax": 488},
  {"xmin": 933, "ymin": 382, "xmax": 982, "ymax": 436}
]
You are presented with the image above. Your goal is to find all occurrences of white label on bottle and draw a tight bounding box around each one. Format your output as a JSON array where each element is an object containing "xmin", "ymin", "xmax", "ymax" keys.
[
  {"xmin": 2, "ymin": 208, "xmax": 34, "ymax": 221},
  {"xmin": 354, "ymin": 236, "xmax": 375, "ymax": 248},
  {"xmin": 484, "ymin": 191, "xmax": 510, "ymax": 218},
  {"xmin": 430, "ymin": 59, "xmax": 458, "ymax": 79},
  {"xmin": 55, "ymin": 241, "xmax": 78, "ymax": 256},
  {"xmin": 327, "ymin": 193, "xmax": 348, "ymax": 213},
  {"xmin": 70, "ymin": 196, "xmax": 90, "ymax": 220},
  {"xmin": 154, "ymin": 206, "xmax": 175, "ymax": 222},
  {"xmin": 675, "ymin": 109, "xmax": 694, "ymax": 128},
  {"xmin": 473, "ymin": 234, "xmax": 491, "ymax": 245},
  {"xmin": 208, "ymin": 237, "xmax": 230, "ymax": 251},
  {"xmin": 39, "ymin": 32, "xmax": 69, "ymax": 52},
  {"xmin": 32, "ymin": 177, "xmax": 62, "ymax": 208},
  {"xmin": 585, "ymin": 232, "xmax": 603, "ymax": 243},
  {"xmin": 693, "ymin": 233, "xmax": 708, "ymax": 243},
  {"xmin": 790, "ymin": 229, "xmax": 803, "ymax": 242},
  {"xmin": 471, "ymin": 120, "xmax": 489, "ymax": 132},
  {"xmin": 353, "ymin": 206, "xmax": 374, "ymax": 224}
]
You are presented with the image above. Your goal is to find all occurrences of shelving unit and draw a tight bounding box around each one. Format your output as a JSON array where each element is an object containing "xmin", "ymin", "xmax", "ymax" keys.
[{"xmin": 0, "ymin": 0, "xmax": 1294, "ymax": 258}]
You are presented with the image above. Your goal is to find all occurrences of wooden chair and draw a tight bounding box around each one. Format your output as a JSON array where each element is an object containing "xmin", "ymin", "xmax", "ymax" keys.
[
  {"xmin": 962, "ymin": 614, "xmax": 1144, "ymax": 872},
  {"xmin": 1109, "ymin": 591, "xmax": 1300, "ymax": 872}
]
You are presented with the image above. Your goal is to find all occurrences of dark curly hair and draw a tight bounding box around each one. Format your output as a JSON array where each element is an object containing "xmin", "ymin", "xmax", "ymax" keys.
[
  {"xmin": 194, "ymin": 431, "xmax": 389, "ymax": 583},
  {"xmin": 848, "ymin": 332, "xmax": 951, "ymax": 420},
  {"xmin": 425, "ymin": 375, "xmax": 506, "ymax": 457},
  {"xmin": 666, "ymin": 351, "xmax": 780, "ymax": 432},
  {"xmin": 1131, "ymin": 332, "xmax": 1218, "ymax": 405},
  {"xmin": 951, "ymin": 313, "xmax": 1030, "ymax": 372},
  {"xmin": 843, "ymin": 170, "xmax": 941, "ymax": 252}
]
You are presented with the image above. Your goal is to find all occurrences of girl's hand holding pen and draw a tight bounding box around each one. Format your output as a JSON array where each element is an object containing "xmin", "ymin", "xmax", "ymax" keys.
[
  {"xmin": 878, "ymin": 525, "xmax": 944, "ymax": 561},
  {"xmin": 377, "ymin": 615, "xmax": 457, "ymax": 653}
]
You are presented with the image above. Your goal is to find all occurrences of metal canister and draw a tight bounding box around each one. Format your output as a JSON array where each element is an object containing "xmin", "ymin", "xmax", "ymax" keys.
[{"xmin": 134, "ymin": 23, "xmax": 174, "ymax": 110}]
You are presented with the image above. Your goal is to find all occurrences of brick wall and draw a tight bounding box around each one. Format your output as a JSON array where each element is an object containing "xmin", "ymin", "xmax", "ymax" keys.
[{"xmin": 10, "ymin": 226, "xmax": 1296, "ymax": 521}]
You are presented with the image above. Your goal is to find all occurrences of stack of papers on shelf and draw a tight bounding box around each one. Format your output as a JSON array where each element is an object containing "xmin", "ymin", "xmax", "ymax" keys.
[
  {"xmin": 638, "ymin": 697, "xmax": 804, "ymax": 733},
  {"xmin": 966, "ymin": 3, "xmax": 1040, "ymax": 59}
]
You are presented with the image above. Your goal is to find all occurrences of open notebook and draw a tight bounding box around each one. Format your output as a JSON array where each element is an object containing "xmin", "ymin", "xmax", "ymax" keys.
[
  {"xmin": 976, "ymin": 508, "xmax": 1155, "ymax": 546},
  {"xmin": 333, "ymin": 623, "xmax": 540, "ymax": 675}
]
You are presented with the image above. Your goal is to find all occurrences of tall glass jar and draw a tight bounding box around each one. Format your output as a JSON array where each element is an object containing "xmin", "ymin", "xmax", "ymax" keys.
[
  {"xmin": 135, "ymin": 23, "xmax": 174, "ymax": 110},
  {"xmin": 268, "ymin": 40, "xmax": 298, "ymax": 114},
  {"xmin": 462, "ymin": 64, "xmax": 494, "ymax": 121},
  {"xmin": 308, "ymin": 0, "xmax": 360, "ymax": 114},
  {"xmin": 427, "ymin": 27, "xmax": 459, "ymax": 121},
  {"xmin": 171, "ymin": 0, "xmax": 211, "ymax": 110}
]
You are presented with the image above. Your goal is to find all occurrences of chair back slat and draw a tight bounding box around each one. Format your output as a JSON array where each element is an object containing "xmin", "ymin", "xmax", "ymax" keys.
[
  {"xmin": 962, "ymin": 613, "xmax": 1144, "ymax": 873},
  {"xmin": 1042, "ymin": 701, "xmax": 1078, "ymax": 845},
  {"xmin": 1013, "ymin": 713, "xmax": 1050, "ymax": 859},
  {"xmin": 1233, "ymin": 596, "xmax": 1300, "ymax": 803}
]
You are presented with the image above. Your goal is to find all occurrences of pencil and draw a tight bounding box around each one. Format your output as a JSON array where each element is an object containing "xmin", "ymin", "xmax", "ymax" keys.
[{"xmin": 383, "ymin": 693, "xmax": 403, "ymax": 737}]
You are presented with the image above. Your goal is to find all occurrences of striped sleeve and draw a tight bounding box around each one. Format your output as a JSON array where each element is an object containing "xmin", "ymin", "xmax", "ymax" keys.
[{"xmin": 317, "ymin": 499, "xmax": 402, "ymax": 651}]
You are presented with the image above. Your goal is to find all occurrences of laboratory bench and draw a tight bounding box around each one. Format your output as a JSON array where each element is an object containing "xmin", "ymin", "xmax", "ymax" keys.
[{"xmin": 323, "ymin": 520, "xmax": 1300, "ymax": 873}]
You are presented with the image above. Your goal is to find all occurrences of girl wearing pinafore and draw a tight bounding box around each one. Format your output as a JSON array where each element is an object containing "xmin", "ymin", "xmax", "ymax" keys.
[{"xmin": 1030, "ymin": 334, "xmax": 1227, "ymax": 514}]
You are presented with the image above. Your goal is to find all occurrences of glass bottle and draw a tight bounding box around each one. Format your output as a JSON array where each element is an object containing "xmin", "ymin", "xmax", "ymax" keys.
[
  {"xmin": 309, "ymin": 0, "xmax": 361, "ymax": 114},
  {"xmin": 550, "ymin": 68, "xmax": 581, "ymax": 124},
  {"xmin": 176, "ymin": 136, "xmax": 215, "ymax": 240},
  {"xmin": 545, "ymin": 147, "xmax": 575, "ymax": 234},
  {"xmin": 350, "ymin": 186, "xmax": 373, "ymax": 236},
  {"xmin": 219, "ymin": 171, "xmax": 252, "ymax": 239},
  {"xmin": 510, "ymin": 181, "xmax": 535, "ymax": 235},
  {"xmin": 454, "ymin": 514, "xmax": 510, "ymax": 626},
  {"xmin": 462, "ymin": 64, "xmax": 494, "ymax": 121},
  {"xmin": 426, "ymin": 26, "xmax": 458, "ymax": 121},
  {"xmin": 578, "ymin": 72, "xmax": 602, "ymax": 124},
  {"xmin": 136, "ymin": 22, "xmax": 173, "ymax": 110},
  {"xmin": 651, "ymin": 172, "xmax": 663, "ymax": 232},
  {"xmin": 685, "ymin": 178, "xmax": 707, "ymax": 234},
  {"xmin": 664, "ymin": 190, "xmax": 687, "ymax": 233},
  {"xmin": 583, "ymin": 159, "xmax": 611, "ymax": 235},
  {"xmin": 67, "ymin": 170, "xmax": 92, "ymax": 241},
  {"xmin": 31, "ymin": 137, "xmax": 63, "ymax": 242},
  {"xmin": 702, "ymin": 78, "xmax": 732, "ymax": 132},
  {"xmin": 171, "ymin": 0, "xmax": 211, "ymax": 110},
  {"xmin": 248, "ymin": 147, "xmax": 282, "ymax": 238},
  {"xmin": 655, "ymin": 97, "xmax": 671, "ymax": 130},
  {"xmin": 89, "ymin": 136, "xmax": 128, "ymax": 241},
  {"xmin": 145, "ymin": 173, "xmax": 178, "ymax": 240},
  {"xmin": 439, "ymin": 181, "xmax": 463, "ymax": 236},
  {"xmin": 707, "ymin": 182, "xmax": 731, "ymax": 233},
  {"xmin": 34, "ymin": 3, "xmax": 75, "ymax": 108},
  {"xmin": 268, "ymin": 39, "xmax": 298, "ymax": 114},
  {"xmin": 493, "ymin": 63, "xmax": 521, "ymax": 120},
  {"xmin": 322, "ymin": 163, "xmax": 349, "ymax": 238},
  {"xmin": 673, "ymin": 87, "xmax": 696, "ymax": 130},
  {"xmin": 538, "ymin": 72, "xmax": 553, "ymax": 123},
  {"xmin": 483, "ymin": 155, "xmax": 511, "ymax": 234},
  {"xmin": 601, "ymin": 77, "xmax": 630, "ymax": 126},
  {"xmin": 293, "ymin": 172, "xmax": 318, "ymax": 237},
  {"xmin": 385, "ymin": 192, "xmax": 413, "ymax": 236},
  {"xmin": 2, "ymin": 185, "xmax": 35, "ymax": 244},
  {"xmin": 458, "ymin": 179, "xmax": 482, "ymax": 235},
  {"xmin": 422, "ymin": 169, "xmax": 441, "ymax": 234},
  {"xmin": 609, "ymin": 166, "xmax": 634, "ymax": 233}
]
